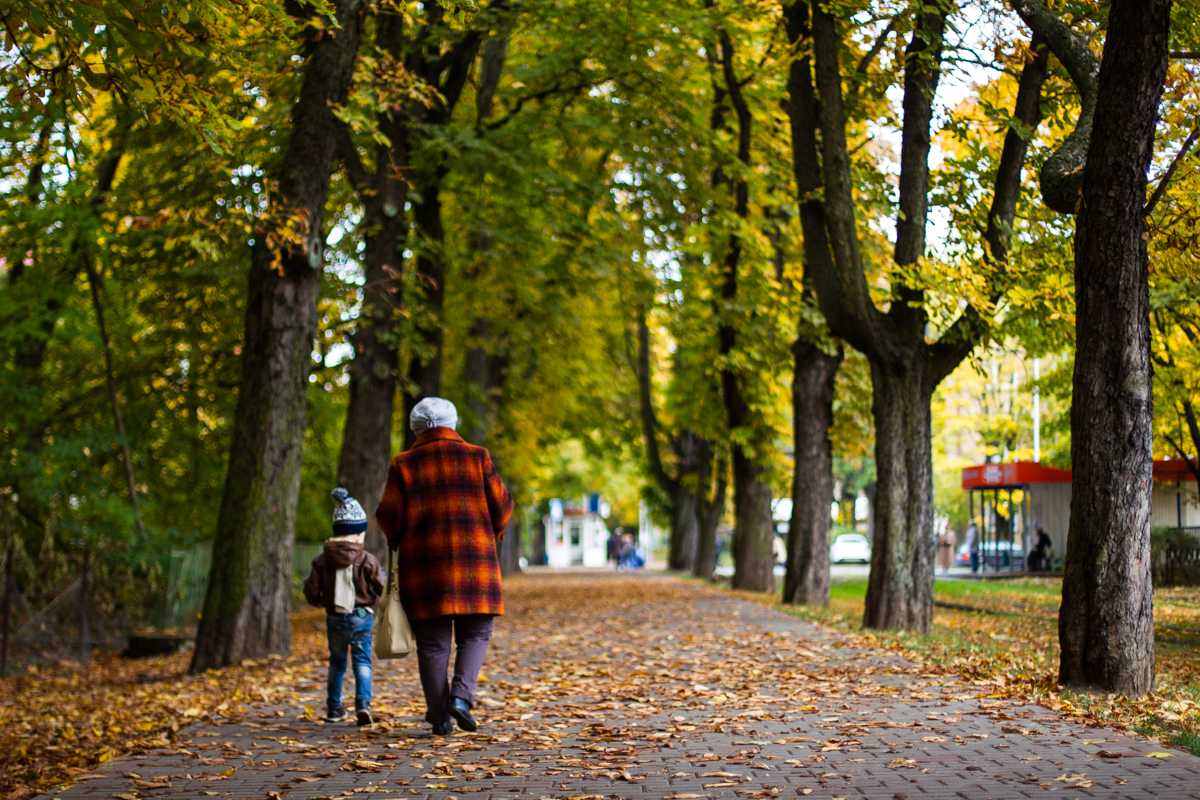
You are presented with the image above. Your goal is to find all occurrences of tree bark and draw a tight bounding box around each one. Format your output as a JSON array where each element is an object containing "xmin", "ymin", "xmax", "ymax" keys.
[
  {"xmin": 782, "ymin": 0, "xmax": 843, "ymax": 607},
  {"xmin": 711, "ymin": 24, "xmax": 774, "ymax": 593},
  {"xmin": 668, "ymin": 485, "xmax": 699, "ymax": 571},
  {"xmin": 635, "ymin": 310, "xmax": 701, "ymax": 573},
  {"xmin": 729, "ymin": 451, "xmax": 774, "ymax": 591},
  {"xmin": 863, "ymin": 359, "xmax": 937, "ymax": 630},
  {"xmin": 335, "ymin": 9, "xmax": 408, "ymax": 563},
  {"xmin": 400, "ymin": 12, "xmax": 485, "ymax": 448},
  {"xmin": 84, "ymin": 256, "xmax": 143, "ymax": 531},
  {"xmin": 1058, "ymin": 0, "xmax": 1169, "ymax": 696},
  {"xmin": 1008, "ymin": 0, "xmax": 1098, "ymax": 214},
  {"xmin": 783, "ymin": 340, "xmax": 841, "ymax": 606},
  {"xmin": 191, "ymin": 0, "xmax": 367, "ymax": 673},
  {"xmin": 693, "ymin": 450, "xmax": 727, "ymax": 580},
  {"xmin": 784, "ymin": 0, "xmax": 1047, "ymax": 631}
]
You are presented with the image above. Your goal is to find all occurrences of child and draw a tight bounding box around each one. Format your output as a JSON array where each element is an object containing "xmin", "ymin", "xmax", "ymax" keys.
[{"xmin": 303, "ymin": 488, "xmax": 386, "ymax": 725}]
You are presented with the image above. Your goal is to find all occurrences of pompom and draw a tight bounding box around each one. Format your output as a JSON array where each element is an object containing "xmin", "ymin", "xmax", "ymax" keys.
[{"xmin": 331, "ymin": 487, "xmax": 350, "ymax": 504}]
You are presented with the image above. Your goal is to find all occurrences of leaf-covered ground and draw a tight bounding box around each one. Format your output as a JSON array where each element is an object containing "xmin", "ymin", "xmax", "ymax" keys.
[
  {"xmin": 0, "ymin": 607, "xmax": 332, "ymax": 799},
  {"xmin": 3, "ymin": 571, "xmax": 1199, "ymax": 800},
  {"xmin": 723, "ymin": 575, "xmax": 1200, "ymax": 755}
]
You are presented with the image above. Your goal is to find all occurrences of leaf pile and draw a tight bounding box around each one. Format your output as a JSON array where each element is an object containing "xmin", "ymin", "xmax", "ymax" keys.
[
  {"xmin": 725, "ymin": 575, "xmax": 1200, "ymax": 755},
  {"xmin": 0, "ymin": 606, "xmax": 332, "ymax": 800}
]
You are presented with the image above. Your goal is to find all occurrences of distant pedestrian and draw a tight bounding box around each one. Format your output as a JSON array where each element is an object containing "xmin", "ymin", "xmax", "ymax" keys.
[
  {"xmin": 1028, "ymin": 527, "xmax": 1053, "ymax": 572},
  {"xmin": 304, "ymin": 488, "xmax": 386, "ymax": 726},
  {"xmin": 938, "ymin": 527, "xmax": 956, "ymax": 574},
  {"xmin": 607, "ymin": 529, "xmax": 622, "ymax": 569},
  {"xmin": 964, "ymin": 520, "xmax": 980, "ymax": 574},
  {"xmin": 375, "ymin": 397, "xmax": 514, "ymax": 737},
  {"xmin": 618, "ymin": 533, "xmax": 642, "ymax": 570},
  {"xmin": 773, "ymin": 533, "xmax": 787, "ymax": 567}
]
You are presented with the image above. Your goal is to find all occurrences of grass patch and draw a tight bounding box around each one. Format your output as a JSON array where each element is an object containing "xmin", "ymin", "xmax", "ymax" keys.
[{"xmin": 712, "ymin": 573, "xmax": 1200, "ymax": 756}]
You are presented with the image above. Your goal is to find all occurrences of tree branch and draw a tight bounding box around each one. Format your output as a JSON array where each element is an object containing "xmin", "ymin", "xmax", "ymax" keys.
[
  {"xmin": 1145, "ymin": 124, "xmax": 1200, "ymax": 215},
  {"xmin": 807, "ymin": 1, "xmax": 887, "ymax": 356},
  {"xmin": 1008, "ymin": 0, "xmax": 1099, "ymax": 214},
  {"xmin": 636, "ymin": 310, "xmax": 678, "ymax": 495},
  {"xmin": 890, "ymin": 2, "xmax": 948, "ymax": 336},
  {"xmin": 846, "ymin": 16, "xmax": 898, "ymax": 114},
  {"xmin": 334, "ymin": 124, "xmax": 371, "ymax": 193}
]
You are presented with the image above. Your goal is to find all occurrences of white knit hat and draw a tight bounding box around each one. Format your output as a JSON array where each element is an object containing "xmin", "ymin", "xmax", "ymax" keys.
[
  {"xmin": 331, "ymin": 487, "xmax": 368, "ymax": 535},
  {"xmin": 410, "ymin": 397, "xmax": 458, "ymax": 435}
]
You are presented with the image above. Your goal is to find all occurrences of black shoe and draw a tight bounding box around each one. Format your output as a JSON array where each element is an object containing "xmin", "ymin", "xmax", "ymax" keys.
[
  {"xmin": 325, "ymin": 704, "xmax": 346, "ymax": 723},
  {"xmin": 355, "ymin": 701, "xmax": 373, "ymax": 727},
  {"xmin": 448, "ymin": 696, "xmax": 477, "ymax": 732},
  {"xmin": 431, "ymin": 721, "xmax": 454, "ymax": 736}
]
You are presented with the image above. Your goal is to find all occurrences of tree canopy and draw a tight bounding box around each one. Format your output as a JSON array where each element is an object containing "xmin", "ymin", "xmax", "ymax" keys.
[{"xmin": 1, "ymin": 0, "xmax": 1198, "ymax": 690}]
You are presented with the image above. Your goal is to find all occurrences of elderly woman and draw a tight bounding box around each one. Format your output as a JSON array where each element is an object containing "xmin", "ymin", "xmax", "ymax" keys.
[{"xmin": 375, "ymin": 397, "xmax": 513, "ymax": 736}]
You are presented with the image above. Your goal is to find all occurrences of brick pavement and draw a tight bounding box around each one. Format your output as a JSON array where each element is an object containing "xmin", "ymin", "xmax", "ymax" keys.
[{"xmin": 35, "ymin": 572, "xmax": 1200, "ymax": 800}]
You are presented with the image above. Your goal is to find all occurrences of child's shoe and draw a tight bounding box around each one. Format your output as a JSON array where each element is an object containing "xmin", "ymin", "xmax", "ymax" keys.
[
  {"xmin": 356, "ymin": 700, "xmax": 373, "ymax": 727},
  {"xmin": 326, "ymin": 703, "xmax": 347, "ymax": 723}
]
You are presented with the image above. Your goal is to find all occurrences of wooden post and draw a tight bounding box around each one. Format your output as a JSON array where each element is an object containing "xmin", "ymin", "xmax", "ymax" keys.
[
  {"xmin": 79, "ymin": 547, "xmax": 90, "ymax": 664},
  {"xmin": 1, "ymin": 542, "xmax": 12, "ymax": 675}
]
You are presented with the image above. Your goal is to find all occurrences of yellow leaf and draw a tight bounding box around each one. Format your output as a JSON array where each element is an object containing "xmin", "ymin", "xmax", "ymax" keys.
[{"xmin": 1145, "ymin": 752, "xmax": 1175, "ymax": 758}]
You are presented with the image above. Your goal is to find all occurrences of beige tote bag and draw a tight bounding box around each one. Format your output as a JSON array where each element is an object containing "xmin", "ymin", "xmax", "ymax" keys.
[{"xmin": 374, "ymin": 548, "xmax": 415, "ymax": 659}]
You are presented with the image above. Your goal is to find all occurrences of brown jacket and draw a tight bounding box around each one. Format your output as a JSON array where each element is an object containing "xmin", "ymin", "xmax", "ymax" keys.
[{"xmin": 303, "ymin": 539, "xmax": 385, "ymax": 613}]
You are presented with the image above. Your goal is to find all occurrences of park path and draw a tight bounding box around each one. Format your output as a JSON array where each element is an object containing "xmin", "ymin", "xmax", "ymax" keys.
[{"xmin": 39, "ymin": 572, "xmax": 1200, "ymax": 800}]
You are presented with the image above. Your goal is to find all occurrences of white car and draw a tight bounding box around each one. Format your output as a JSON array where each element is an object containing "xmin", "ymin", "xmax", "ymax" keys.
[{"xmin": 830, "ymin": 533, "xmax": 871, "ymax": 564}]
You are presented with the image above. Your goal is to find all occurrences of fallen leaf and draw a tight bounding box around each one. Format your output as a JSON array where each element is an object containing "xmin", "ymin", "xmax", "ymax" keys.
[{"xmin": 1144, "ymin": 752, "xmax": 1175, "ymax": 759}]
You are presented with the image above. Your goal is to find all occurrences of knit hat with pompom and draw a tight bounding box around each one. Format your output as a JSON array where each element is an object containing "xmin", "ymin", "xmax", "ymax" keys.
[{"xmin": 331, "ymin": 487, "xmax": 368, "ymax": 536}]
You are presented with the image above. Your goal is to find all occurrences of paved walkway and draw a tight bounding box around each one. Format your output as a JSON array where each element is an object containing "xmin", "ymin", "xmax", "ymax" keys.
[{"xmin": 39, "ymin": 573, "xmax": 1200, "ymax": 800}]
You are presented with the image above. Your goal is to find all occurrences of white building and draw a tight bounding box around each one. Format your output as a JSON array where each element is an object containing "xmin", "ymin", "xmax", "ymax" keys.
[{"xmin": 544, "ymin": 510, "xmax": 610, "ymax": 568}]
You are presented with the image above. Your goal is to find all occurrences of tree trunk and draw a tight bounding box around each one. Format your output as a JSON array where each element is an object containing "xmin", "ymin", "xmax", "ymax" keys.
[
  {"xmin": 862, "ymin": 360, "xmax": 937, "ymax": 631},
  {"xmin": 668, "ymin": 486, "xmax": 699, "ymax": 572},
  {"xmin": 498, "ymin": 501, "xmax": 522, "ymax": 577},
  {"xmin": 191, "ymin": 0, "xmax": 367, "ymax": 673},
  {"xmin": 463, "ymin": 317, "xmax": 491, "ymax": 446},
  {"xmin": 783, "ymin": 340, "xmax": 841, "ymax": 606},
  {"xmin": 336, "ymin": 9, "xmax": 408, "ymax": 562},
  {"xmin": 693, "ymin": 452, "xmax": 727, "ymax": 580},
  {"xmin": 782, "ymin": 0, "xmax": 843, "ymax": 607},
  {"xmin": 403, "ymin": 186, "xmax": 447, "ymax": 450},
  {"xmin": 791, "ymin": 0, "xmax": 1047, "ymax": 631},
  {"xmin": 1058, "ymin": 0, "xmax": 1168, "ymax": 696},
  {"xmin": 84, "ymin": 257, "xmax": 143, "ymax": 531},
  {"xmin": 634, "ymin": 310, "xmax": 699, "ymax": 573},
  {"xmin": 335, "ymin": 214, "xmax": 400, "ymax": 560},
  {"xmin": 710, "ymin": 24, "xmax": 774, "ymax": 593},
  {"xmin": 729, "ymin": 451, "xmax": 774, "ymax": 592}
]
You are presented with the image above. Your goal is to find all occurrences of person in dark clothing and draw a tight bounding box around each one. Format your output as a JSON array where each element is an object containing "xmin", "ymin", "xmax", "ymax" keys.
[
  {"xmin": 607, "ymin": 530, "xmax": 622, "ymax": 569},
  {"xmin": 1028, "ymin": 528, "xmax": 1053, "ymax": 572},
  {"xmin": 304, "ymin": 488, "xmax": 386, "ymax": 726}
]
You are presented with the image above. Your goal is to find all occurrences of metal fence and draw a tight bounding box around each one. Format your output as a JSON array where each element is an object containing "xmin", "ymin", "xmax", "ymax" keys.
[
  {"xmin": 1153, "ymin": 527, "xmax": 1200, "ymax": 587},
  {"xmin": 1, "ymin": 547, "xmax": 123, "ymax": 673},
  {"xmin": 0, "ymin": 541, "xmax": 327, "ymax": 672},
  {"xmin": 162, "ymin": 542, "xmax": 325, "ymax": 630}
]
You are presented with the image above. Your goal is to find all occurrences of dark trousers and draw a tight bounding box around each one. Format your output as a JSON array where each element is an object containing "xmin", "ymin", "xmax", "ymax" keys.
[{"xmin": 410, "ymin": 614, "xmax": 493, "ymax": 724}]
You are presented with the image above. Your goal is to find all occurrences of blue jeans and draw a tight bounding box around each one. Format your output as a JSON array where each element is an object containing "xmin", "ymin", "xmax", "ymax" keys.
[
  {"xmin": 970, "ymin": 552, "xmax": 980, "ymax": 573},
  {"xmin": 327, "ymin": 611, "xmax": 373, "ymax": 709}
]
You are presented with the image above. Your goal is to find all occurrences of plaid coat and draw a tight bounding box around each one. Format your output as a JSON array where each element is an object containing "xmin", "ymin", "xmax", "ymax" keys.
[{"xmin": 375, "ymin": 427, "xmax": 514, "ymax": 620}]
